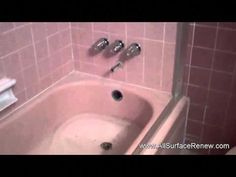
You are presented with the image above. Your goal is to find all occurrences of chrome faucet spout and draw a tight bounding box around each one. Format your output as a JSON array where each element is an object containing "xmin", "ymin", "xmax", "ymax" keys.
[{"xmin": 110, "ymin": 61, "xmax": 123, "ymax": 72}]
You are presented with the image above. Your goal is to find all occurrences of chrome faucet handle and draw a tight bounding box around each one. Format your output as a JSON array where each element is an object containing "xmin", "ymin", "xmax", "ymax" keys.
[
  {"xmin": 110, "ymin": 40, "xmax": 125, "ymax": 54},
  {"xmin": 92, "ymin": 38, "xmax": 109, "ymax": 52},
  {"xmin": 125, "ymin": 43, "xmax": 141, "ymax": 57}
]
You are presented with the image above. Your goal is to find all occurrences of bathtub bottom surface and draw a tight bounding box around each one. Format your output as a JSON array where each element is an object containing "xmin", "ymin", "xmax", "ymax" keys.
[{"xmin": 30, "ymin": 113, "xmax": 141, "ymax": 154}]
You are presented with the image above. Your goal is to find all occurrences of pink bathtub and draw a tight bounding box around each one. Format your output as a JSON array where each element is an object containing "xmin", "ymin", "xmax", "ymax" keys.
[{"xmin": 0, "ymin": 72, "xmax": 188, "ymax": 154}]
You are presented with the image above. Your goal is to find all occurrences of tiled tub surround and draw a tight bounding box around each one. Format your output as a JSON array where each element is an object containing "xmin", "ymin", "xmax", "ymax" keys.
[
  {"xmin": 184, "ymin": 22, "xmax": 236, "ymax": 154},
  {"xmin": 0, "ymin": 22, "xmax": 189, "ymax": 155},
  {"xmin": 0, "ymin": 22, "xmax": 74, "ymax": 119},
  {"xmin": 0, "ymin": 22, "xmax": 177, "ymax": 122},
  {"xmin": 0, "ymin": 72, "xmax": 174, "ymax": 154},
  {"xmin": 71, "ymin": 22, "xmax": 177, "ymax": 93}
]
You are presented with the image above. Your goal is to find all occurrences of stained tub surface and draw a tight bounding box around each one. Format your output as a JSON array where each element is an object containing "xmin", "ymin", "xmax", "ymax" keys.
[{"xmin": 0, "ymin": 72, "xmax": 171, "ymax": 154}]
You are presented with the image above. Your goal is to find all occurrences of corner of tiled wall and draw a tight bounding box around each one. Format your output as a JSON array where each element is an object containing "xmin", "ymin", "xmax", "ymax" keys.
[{"xmin": 0, "ymin": 22, "xmax": 74, "ymax": 119}]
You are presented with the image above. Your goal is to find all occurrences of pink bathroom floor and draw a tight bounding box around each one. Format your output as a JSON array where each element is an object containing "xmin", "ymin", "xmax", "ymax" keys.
[{"xmin": 29, "ymin": 113, "xmax": 141, "ymax": 154}]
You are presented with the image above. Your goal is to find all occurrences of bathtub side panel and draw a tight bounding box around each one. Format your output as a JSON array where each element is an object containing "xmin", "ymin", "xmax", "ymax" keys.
[{"xmin": 157, "ymin": 99, "xmax": 189, "ymax": 155}]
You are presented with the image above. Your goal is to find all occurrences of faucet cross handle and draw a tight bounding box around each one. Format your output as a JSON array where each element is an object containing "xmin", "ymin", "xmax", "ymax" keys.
[
  {"xmin": 92, "ymin": 38, "xmax": 109, "ymax": 52},
  {"xmin": 110, "ymin": 40, "xmax": 125, "ymax": 54},
  {"xmin": 125, "ymin": 43, "xmax": 141, "ymax": 57}
]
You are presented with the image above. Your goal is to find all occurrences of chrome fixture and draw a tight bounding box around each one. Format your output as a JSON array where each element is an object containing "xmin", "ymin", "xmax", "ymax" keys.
[
  {"xmin": 125, "ymin": 43, "xmax": 141, "ymax": 57},
  {"xmin": 92, "ymin": 38, "xmax": 109, "ymax": 52},
  {"xmin": 110, "ymin": 61, "xmax": 123, "ymax": 72},
  {"xmin": 109, "ymin": 40, "xmax": 125, "ymax": 54}
]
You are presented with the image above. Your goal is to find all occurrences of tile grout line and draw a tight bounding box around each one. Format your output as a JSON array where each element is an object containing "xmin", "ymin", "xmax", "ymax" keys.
[
  {"xmin": 142, "ymin": 23, "xmax": 146, "ymax": 84},
  {"xmin": 186, "ymin": 23, "xmax": 196, "ymax": 95},
  {"xmin": 160, "ymin": 23, "xmax": 166, "ymax": 89},
  {"xmin": 69, "ymin": 22, "xmax": 75, "ymax": 71},
  {"xmin": 29, "ymin": 23, "xmax": 41, "ymax": 98}
]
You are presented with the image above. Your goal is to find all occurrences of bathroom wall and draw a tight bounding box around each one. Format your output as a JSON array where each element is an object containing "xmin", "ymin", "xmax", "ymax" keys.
[
  {"xmin": 0, "ymin": 22, "xmax": 73, "ymax": 119},
  {"xmin": 183, "ymin": 22, "xmax": 236, "ymax": 154},
  {"xmin": 71, "ymin": 22, "xmax": 177, "ymax": 92}
]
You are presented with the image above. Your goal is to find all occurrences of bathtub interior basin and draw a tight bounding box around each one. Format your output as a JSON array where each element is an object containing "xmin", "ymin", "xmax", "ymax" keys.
[{"xmin": 0, "ymin": 72, "xmax": 172, "ymax": 154}]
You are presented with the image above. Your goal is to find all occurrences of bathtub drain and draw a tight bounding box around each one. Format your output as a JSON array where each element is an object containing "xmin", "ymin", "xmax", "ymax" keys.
[
  {"xmin": 100, "ymin": 142, "xmax": 112, "ymax": 150},
  {"xmin": 112, "ymin": 90, "xmax": 123, "ymax": 101}
]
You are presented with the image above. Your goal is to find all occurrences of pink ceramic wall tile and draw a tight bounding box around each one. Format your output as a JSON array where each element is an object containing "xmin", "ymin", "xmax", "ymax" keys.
[
  {"xmin": 187, "ymin": 25, "xmax": 194, "ymax": 44},
  {"xmin": 93, "ymin": 22, "xmax": 109, "ymax": 32},
  {"xmin": 15, "ymin": 25, "xmax": 32, "ymax": 49},
  {"xmin": 50, "ymin": 51, "xmax": 62, "ymax": 70},
  {"xmin": 186, "ymin": 120, "xmax": 203, "ymax": 138},
  {"xmin": 187, "ymin": 85, "xmax": 208, "ymax": 105},
  {"xmin": 191, "ymin": 47, "xmax": 213, "ymax": 69},
  {"xmin": 25, "ymin": 83, "xmax": 40, "ymax": 99},
  {"xmin": 22, "ymin": 65, "xmax": 39, "ymax": 88},
  {"xmin": 71, "ymin": 28, "xmax": 92, "ymax": 46},
  {"xmin": 48, "ymin": 32, "xmax": 61, "ymax": 54},
  {"xmin": 127, "ymin": 23, "xmax": 145, "ymax": 38},
  {"xmin": 60, "ymin": 46, "xmax": 73, "ymax": 65},
  {"xmin": 217, "ymin": 29, "xmax": 236, "ymax": 52},
  {"xmin": 126, "ymin": 72, "xmax": 143, "ymax": 85},
  {"xmin": 201, "ymin": 125, "xmax": 223, "ymax": 144},
  {"xmin": 210, "ymin": 71, "xmax": 233, "ymax": 92},
  {"xmin": 188, "ymin": 104, "xmax": 205, "ymax": 122},
  {"xmin": 0, "ymin": 22, "xmax": 14, "ymax": 33},
  {"xmin": 57, "ymin": 23, "xmax": 70, "ymax": 31},
  {"xmin": 62, "ymin": 60, "xmax": 74, "ymax": 75},
  {"xmin": 213, "ymin": 51, "xmax": 236, "ymax": 73},
  {"xmin": 0, "ymin": 30, "xmax": 18, "ymax": 57},
  {"xmin": 76, "ymin": 45, "xmax": 94, "ymax": 64},
  {"xmin": 108, "ymin": 23, "xmax": 126, "ymax": 35},
  {"xmin": 145, "ymin": 22, "xmax": 164, "ymax": 40},
  {"xmin": 189, "ymin": 67, "xmax": 211, "ymax": 88},
  {"xmin": 39, "ymin": 75, "xmax": 53, "ymax": 91},
  {"xmin": 92, "ymin": 31, "xmax": 109, "ymax": 42},
  {"xmin": 207, "ymin": 90, "xmax": 230, "ymax": 110},
  {"xmin": 0, "ymin": 23, "xmax": 73, "ymax": 119},
  {"xmin": 59, "ymin": 29, "xmax": 71, "ymax": 47},
  {"xmin": 74, "ymin": 61, "xmax": 80, "ymax": 70},
  {"xmin": 51, "ymin": 67, "xmax": 64, "ymax": 83},
  {"xmin": 204, "ymin": 107, "xmax": 226, "ymax": 127},
  {"xmin": 2, "ymin": 53, "xmax": 22, "ymax": 76},
  {"xmin": 37, "ymin": 57, "xmax": 52, "ymax": 78},
  {"xmin": 195, "ymin": 22, "xmax": 218, "ymax": 27},
  {"xmin": 34, "ymin": 39, "xmax": 49, "ymax": 61},
  {"xmin": 194, "ymin": 26, "xmax": 217, "ymax": 48},
  {"xmin": 0, "ymin": 60, "xmax": 4, "ymax": 77},
  {"xmin": 219, "ymin": 22, "xmax": 236, "ymax": 29},
  {"xmin": 18, "ymin": 45, "xmax": 36, "ymax": 69},
  {"xmin": 226, "ymin": 96, "xmax": 236, "ymax": 120},
  {"xmin": 45, "ymin": 23, "xmax": 58, "ymax": 36},
  {"xmin": 164, "ymin": 23, "xmax": 177, "ymax": 43},
  {"xmin": 71, "ymin": 22, "xmax": 92, "ymax": 30},
  {"xmin": 31, "ymin": 23, "xmax": 47, "ymax": 42},
  {"xmin": 161, "ymin": 43, "xmax": 176, "ymax": 91}
]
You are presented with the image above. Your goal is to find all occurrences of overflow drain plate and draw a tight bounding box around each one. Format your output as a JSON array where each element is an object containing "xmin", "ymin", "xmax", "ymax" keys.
[{"xmin": 100, "ymin": 142, "xmax": 112, "ymax": 150}]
